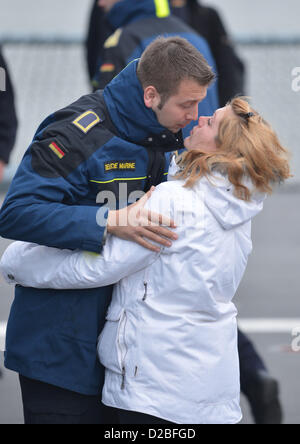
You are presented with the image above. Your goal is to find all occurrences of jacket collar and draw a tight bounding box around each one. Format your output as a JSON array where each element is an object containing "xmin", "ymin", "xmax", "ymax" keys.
[
  {"xmin": 107, "ymin": 0, "xmax": 170, "ymax": 30},
  {"xmin": 103, "ymin": 59, "xmax": 183, "ymax": 152}
]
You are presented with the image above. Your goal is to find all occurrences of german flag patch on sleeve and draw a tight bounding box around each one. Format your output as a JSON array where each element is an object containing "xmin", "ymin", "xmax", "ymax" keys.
[
  {"xmin": 100, "ymin": 63, "xmax": 115, "ymax": 73},
  {"xmin": 72, "ymin": 110, "xmax": 101, "ymax": 134},
  {"xmin": 49, "ymin": 141, "xmax": 66, "ymax": 159}
]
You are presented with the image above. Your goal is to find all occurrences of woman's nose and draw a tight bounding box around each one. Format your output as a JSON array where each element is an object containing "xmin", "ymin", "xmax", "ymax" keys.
[
  {"xmin": 198, "ymin": 116, "xmax": 211, "ymax": 127},
  {"xmin": 198, "ymin": 116, "xmax": 207, "ymax": 128}
]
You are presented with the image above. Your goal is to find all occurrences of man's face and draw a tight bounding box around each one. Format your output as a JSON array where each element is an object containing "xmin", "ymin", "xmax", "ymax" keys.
[
  {"xmin": 98, "ymin": 0, "xmax": 121, "ymax": 13},
  {"xmin": 149, "ymin": 79, "xmax": 208, "ymax": 134}
]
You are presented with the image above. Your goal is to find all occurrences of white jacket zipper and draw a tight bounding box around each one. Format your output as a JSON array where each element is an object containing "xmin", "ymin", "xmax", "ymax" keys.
[
  {"xmin": 119, "ymin": 310, "xmax": 128, "ymax": 390},
  {"xmin": 121, "ymin": 366, "xmax": 126, "ymax": 390},
  {"xmin": 142, "ymin": 282, "xmax": 148, "ymax": 301}
]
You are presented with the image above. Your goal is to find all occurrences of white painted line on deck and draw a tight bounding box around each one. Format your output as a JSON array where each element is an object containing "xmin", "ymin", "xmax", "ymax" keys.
[
  {"xmin": 0, "ymin": 321, "xmax": 7, "ymax": 352},
  {"xmin": 238, "ymin": 318, "xmax": 300, "ymax": 334}
]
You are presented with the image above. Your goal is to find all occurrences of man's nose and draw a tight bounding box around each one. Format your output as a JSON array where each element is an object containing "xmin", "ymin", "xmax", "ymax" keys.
[{"xmin": 186, "ymin": 105, "xmax": 199, "ymax": 122}]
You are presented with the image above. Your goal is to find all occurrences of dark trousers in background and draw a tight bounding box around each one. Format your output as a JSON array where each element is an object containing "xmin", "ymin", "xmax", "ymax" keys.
[
  {"xmin": 238, "ymin": 329, "xmax": 266, "ymax": 392},
  {"xmin": 19, "ymin": 375, "xmax": 119, "ymax": 425}
]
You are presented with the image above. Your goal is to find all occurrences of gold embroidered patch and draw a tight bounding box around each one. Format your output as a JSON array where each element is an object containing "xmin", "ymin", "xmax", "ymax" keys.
[
  {"xmin": 104, "ymin": 161, "xmax": 136, "ymax": 172},
  {"xmin": 72, "ymin": 111, "xmax": 101, "ymax": 134}
]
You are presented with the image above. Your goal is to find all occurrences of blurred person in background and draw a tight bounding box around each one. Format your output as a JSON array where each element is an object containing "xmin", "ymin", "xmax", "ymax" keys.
[
  {"xmin": 91, "ymin": 0, "xmax": 219, "ymax": 137},
  {"xmin": 0, "ymin": 47, "xmax": 18, "ymax": 183},
  {"xmin": 0, "ymin": 47, "xmax": 18, "ymax": 381},
  {"xmin": 86, "ymin": 0, "xmax": 112, "ymax": 82},
  {"xmin": 86, "ymin": 0, "xmax": 245, "ymax": 106},
  {"xmin": 86, "ymin": 0, "xmax": 283, "ymax": 424},
  {"xmin": 171, "ymin": 0, "xmax": 245, "ymax": 106}
]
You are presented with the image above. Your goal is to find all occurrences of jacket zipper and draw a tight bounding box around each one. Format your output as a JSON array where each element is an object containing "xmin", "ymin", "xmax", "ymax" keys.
[
  {"xmin": 121, "ymin": 280, "xmax": 147, "ymax": 389},
  {"xmin": 144, "ymin": 149, "xmax": 165, "ymax": 191},
  {"xmin": 119, "ymin": 310, "xmax": 128, "ymax": 390},
  {"xmin": 121, "ymin": 367, "xmax": 126, "ymax": 390},
  {"xmin": 142, "ymin": 282, "xmax": 148, "ymax": 301}
]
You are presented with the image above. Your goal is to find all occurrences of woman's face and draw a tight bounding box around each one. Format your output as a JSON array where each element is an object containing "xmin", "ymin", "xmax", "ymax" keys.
[{"xmin": 184, "ymin": 106, "xmax": 232, "ymax": 152}]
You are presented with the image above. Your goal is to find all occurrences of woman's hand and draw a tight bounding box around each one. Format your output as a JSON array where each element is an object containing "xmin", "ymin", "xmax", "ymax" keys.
[{"xmin": 107, "ymin": 187, "xmax": 178, "ymax": 252}]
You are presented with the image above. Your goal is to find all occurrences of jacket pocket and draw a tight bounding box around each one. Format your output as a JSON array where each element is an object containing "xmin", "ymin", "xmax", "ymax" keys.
[{"xmin": 97, "ymin": 305, "xmax": 127, "ymax": 376}]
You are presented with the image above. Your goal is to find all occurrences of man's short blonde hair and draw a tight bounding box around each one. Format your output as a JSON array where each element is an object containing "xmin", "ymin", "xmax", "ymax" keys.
[{"xmin": 137, "ymin": 36, "xmax": 215, "ymax": 106}]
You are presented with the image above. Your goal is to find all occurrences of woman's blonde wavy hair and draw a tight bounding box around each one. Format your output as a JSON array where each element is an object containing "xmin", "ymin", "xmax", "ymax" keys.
[{"xmin": 176, "ymin": 97, "xmax": 292, "ymax": 201}]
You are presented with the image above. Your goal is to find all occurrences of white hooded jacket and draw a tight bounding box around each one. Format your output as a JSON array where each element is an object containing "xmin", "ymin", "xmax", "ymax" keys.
[{"xmin": 0, "ymin": 166, "xmax": 265, "ymax": 424}]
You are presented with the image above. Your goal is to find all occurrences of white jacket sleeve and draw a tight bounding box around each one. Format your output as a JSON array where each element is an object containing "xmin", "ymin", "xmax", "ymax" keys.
[{"xmin": 0, "ymin": 186, "xmax": 175, "ymax": 289}]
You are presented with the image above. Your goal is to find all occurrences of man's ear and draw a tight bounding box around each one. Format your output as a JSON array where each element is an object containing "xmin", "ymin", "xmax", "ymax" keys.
[{"xmin": 144, "ymin": 86, "xmax": 160, "ymax": 109}]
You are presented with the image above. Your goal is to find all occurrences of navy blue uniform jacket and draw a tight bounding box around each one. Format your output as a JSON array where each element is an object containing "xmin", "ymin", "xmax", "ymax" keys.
[{"xmin": 0, "ymin": 60, "xmax": 184, "ymax": 394}]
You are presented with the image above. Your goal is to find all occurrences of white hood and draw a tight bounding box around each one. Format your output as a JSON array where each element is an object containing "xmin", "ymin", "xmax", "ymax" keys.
[
  {"xmin": 199, "ymin": 174, "xmax": 265, "ymax": 230},
  {"xmin": 169, "ymin": 155, "xmax": 266, "ymax": 231}
]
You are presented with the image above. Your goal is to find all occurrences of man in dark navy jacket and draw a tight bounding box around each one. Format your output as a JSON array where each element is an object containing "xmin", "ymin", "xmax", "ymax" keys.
[{"xmin": 0, "ymin": 36, "xmax": 215, "ymax": 424}]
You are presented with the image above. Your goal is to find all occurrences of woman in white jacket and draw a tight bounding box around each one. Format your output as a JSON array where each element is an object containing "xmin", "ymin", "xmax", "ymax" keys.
[{"xmin": 1, "ymin": 98, "xmax": 290, "ymax": 424}]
